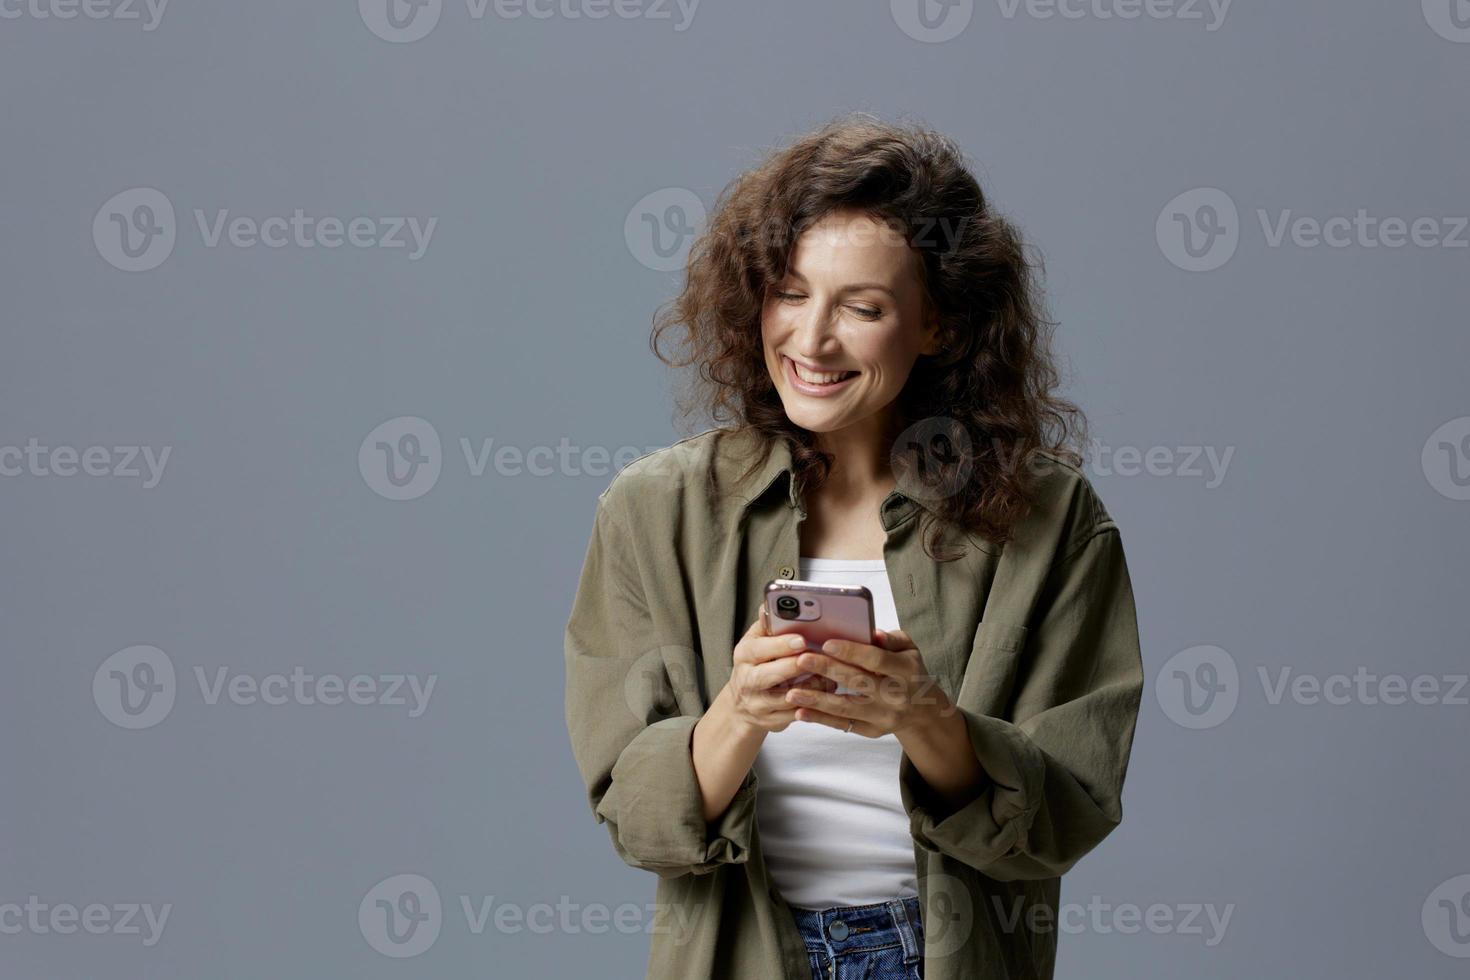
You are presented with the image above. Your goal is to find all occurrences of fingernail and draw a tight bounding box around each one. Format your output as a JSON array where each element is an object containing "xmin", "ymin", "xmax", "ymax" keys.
[{"xmin": 788, "ymin": 636, "xmax": 805, "ymax": 649}]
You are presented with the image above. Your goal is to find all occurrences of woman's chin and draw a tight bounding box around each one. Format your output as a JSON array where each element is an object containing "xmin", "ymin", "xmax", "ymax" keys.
[{"xmin": 781, "ymin": 403, "xmax": 857, "ymax": 433}]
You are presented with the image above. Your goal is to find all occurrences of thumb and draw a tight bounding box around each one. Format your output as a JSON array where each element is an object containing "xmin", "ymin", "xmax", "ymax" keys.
[
  {"xmin": 747, "ymin": 604, "xmax": 771, "ymax": 637},
  {"xmin": 882, "ymin": 628, "xmax": 915, "ymax": 651}
]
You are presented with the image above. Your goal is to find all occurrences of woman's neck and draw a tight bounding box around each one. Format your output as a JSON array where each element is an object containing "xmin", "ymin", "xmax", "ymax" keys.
[{"xmin": 811, "ymin": 412, "xmax": 896, "ymax": 504}]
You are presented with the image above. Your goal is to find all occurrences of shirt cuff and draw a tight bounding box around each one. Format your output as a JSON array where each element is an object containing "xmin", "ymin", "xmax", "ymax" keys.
[
  {"xmin": 597, "ymin": 715, "xmax": 760, "ymax": 877},
  {"xmin": 897, "ymin": 706, "xmax": 1045, "ymax": 869}
]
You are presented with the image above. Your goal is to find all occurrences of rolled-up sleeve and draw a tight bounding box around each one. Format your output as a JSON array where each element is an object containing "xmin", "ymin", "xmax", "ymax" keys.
[
  {"xmin": 564, "ymin": 488, "xmax": 758, "ymax": 879},
  {"xmin": 898, "ymin": 523, "xmax": 1144, "ymax": 881}
]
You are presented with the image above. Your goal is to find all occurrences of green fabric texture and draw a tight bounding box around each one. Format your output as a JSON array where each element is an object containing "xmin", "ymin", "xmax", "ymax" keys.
[{"xmin": 564, "ymin": 426, "xmax": 1144, "ymax": 979}]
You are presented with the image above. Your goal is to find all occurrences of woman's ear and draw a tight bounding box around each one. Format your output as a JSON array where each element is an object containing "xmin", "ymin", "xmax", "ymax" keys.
[{"xmin": 920, "ymin": 306, "xmax": 944, "ymax": 357}]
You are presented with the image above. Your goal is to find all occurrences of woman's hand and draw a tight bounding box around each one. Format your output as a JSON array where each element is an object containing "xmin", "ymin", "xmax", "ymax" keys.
[
  {"xmin": 780, "ymin": 628, "xmax": 956, "ymax": 739},
  {"xmin": 725, "ymin": 607, "xmax": 839, "ymax": 735}
]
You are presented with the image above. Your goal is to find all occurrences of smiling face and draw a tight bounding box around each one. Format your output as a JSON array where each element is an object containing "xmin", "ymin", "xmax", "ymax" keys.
[{"xmin": 761, "ymin": 209, "xmax": 941, "ymax": 440}]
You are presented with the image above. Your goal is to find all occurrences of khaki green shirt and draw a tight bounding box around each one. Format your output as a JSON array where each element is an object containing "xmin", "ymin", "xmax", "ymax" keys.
[{"xmin": 563, "ymin": 426, "xmax": 1143, "ymax": 980}]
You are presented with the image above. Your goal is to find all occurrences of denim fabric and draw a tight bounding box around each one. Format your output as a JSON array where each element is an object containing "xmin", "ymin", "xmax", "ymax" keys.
[{"xmin": 790, "ymin": 896, "xmax": 924, "ymax": 979}]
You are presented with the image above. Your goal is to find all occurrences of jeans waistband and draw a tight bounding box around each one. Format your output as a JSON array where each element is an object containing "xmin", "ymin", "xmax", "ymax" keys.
[{"xmin": 789, "ymin": 896, "xmax": 923, "ymax": 962}]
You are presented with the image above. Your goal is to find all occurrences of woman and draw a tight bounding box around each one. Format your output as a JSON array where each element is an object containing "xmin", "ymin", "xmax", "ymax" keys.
[{"xmin": 564, "ymin": 113, "xmax": 1143, "ymax": 980}]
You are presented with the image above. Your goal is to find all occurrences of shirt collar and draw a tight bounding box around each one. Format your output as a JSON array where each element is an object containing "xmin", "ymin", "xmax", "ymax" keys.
[{"xmin": 722, "ymin": 427, "xmax": 925, "ymax": 531}]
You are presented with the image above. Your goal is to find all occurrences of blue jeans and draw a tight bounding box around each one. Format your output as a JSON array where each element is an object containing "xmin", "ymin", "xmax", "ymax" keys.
[{"xmin": 790, "ymin": 896, "xmax": 924, "ymax": 979}]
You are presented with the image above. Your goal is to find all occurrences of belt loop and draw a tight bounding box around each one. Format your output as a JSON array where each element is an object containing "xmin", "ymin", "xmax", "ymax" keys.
[{"xmin": 888, "ymin": 898, "xmax": 921, "ymax": 964}]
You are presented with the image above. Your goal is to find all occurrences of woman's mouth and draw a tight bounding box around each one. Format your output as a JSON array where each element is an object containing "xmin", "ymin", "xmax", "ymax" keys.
[{"xmin": 784, "ymin": 356, "xmax": 859, "ymax": 396}]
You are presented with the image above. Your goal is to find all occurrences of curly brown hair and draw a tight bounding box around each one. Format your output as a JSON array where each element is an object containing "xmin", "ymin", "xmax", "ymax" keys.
[{"xmin": 650, "ymin": 112, "xmax": 1088, "ymax": 558}]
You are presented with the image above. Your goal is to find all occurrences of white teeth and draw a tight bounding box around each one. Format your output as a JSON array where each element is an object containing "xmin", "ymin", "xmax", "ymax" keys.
[{"xmin": 791, "ymin": 361, "xmax": 854, "ymax": 385}]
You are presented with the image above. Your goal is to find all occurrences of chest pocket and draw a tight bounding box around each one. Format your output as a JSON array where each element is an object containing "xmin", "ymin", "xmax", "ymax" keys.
[{"xmin": 955, "ymin": 619, "xmax": 1030, "ymax": 715}]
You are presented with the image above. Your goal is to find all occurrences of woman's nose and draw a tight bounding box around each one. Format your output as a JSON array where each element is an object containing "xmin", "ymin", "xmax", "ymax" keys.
[{"xmin": 791, "ymin": 300, "xmax": 838, "ymax": 354}]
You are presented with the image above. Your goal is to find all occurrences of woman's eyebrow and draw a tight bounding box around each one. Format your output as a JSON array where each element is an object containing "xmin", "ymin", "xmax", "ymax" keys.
[{"xmin": 783, "ymin": 271, "xmax": 896, "ymax": 297}]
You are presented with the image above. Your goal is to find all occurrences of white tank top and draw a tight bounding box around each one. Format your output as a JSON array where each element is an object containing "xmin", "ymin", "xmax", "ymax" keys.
[{"xmin": 753, "ymin": 556, "xmax": 920, "ymax": 909}]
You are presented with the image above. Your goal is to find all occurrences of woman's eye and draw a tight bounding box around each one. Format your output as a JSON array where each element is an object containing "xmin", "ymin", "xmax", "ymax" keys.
[{"xmin": 772, "ymin": 291, "xmax": 879, "ymax": 320}]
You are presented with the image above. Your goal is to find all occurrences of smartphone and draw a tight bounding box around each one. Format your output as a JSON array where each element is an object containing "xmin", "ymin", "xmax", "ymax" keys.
[{"xmin": 764, "ymin": 579, "xmax": 876, "ymax": 693}]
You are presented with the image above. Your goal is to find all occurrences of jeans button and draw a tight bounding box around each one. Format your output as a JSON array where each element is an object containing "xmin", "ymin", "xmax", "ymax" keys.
[{"xmin": 827, "ymin": 919, "xmax": 848, "ymax": 941}]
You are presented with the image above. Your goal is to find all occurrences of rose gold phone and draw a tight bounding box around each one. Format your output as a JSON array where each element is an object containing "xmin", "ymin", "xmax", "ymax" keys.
[{"xmin": 764, "ymin": 579, "xmax": 876, "ymax": 692}]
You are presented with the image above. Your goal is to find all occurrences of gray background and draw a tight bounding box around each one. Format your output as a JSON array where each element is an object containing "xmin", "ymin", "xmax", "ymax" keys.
[{"xmin": 3, "ymin": 0, "xmax": 1469, "ymax": 976}]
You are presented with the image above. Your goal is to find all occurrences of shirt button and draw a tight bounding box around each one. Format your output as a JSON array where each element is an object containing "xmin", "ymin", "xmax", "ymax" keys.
[
  {"xmin": 827, "ymin": 919, "xmax": 848, "ymax": 941},
  {"xmin": 777, "ymin": 565, "xmax": 794, "ymax": 579}
]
